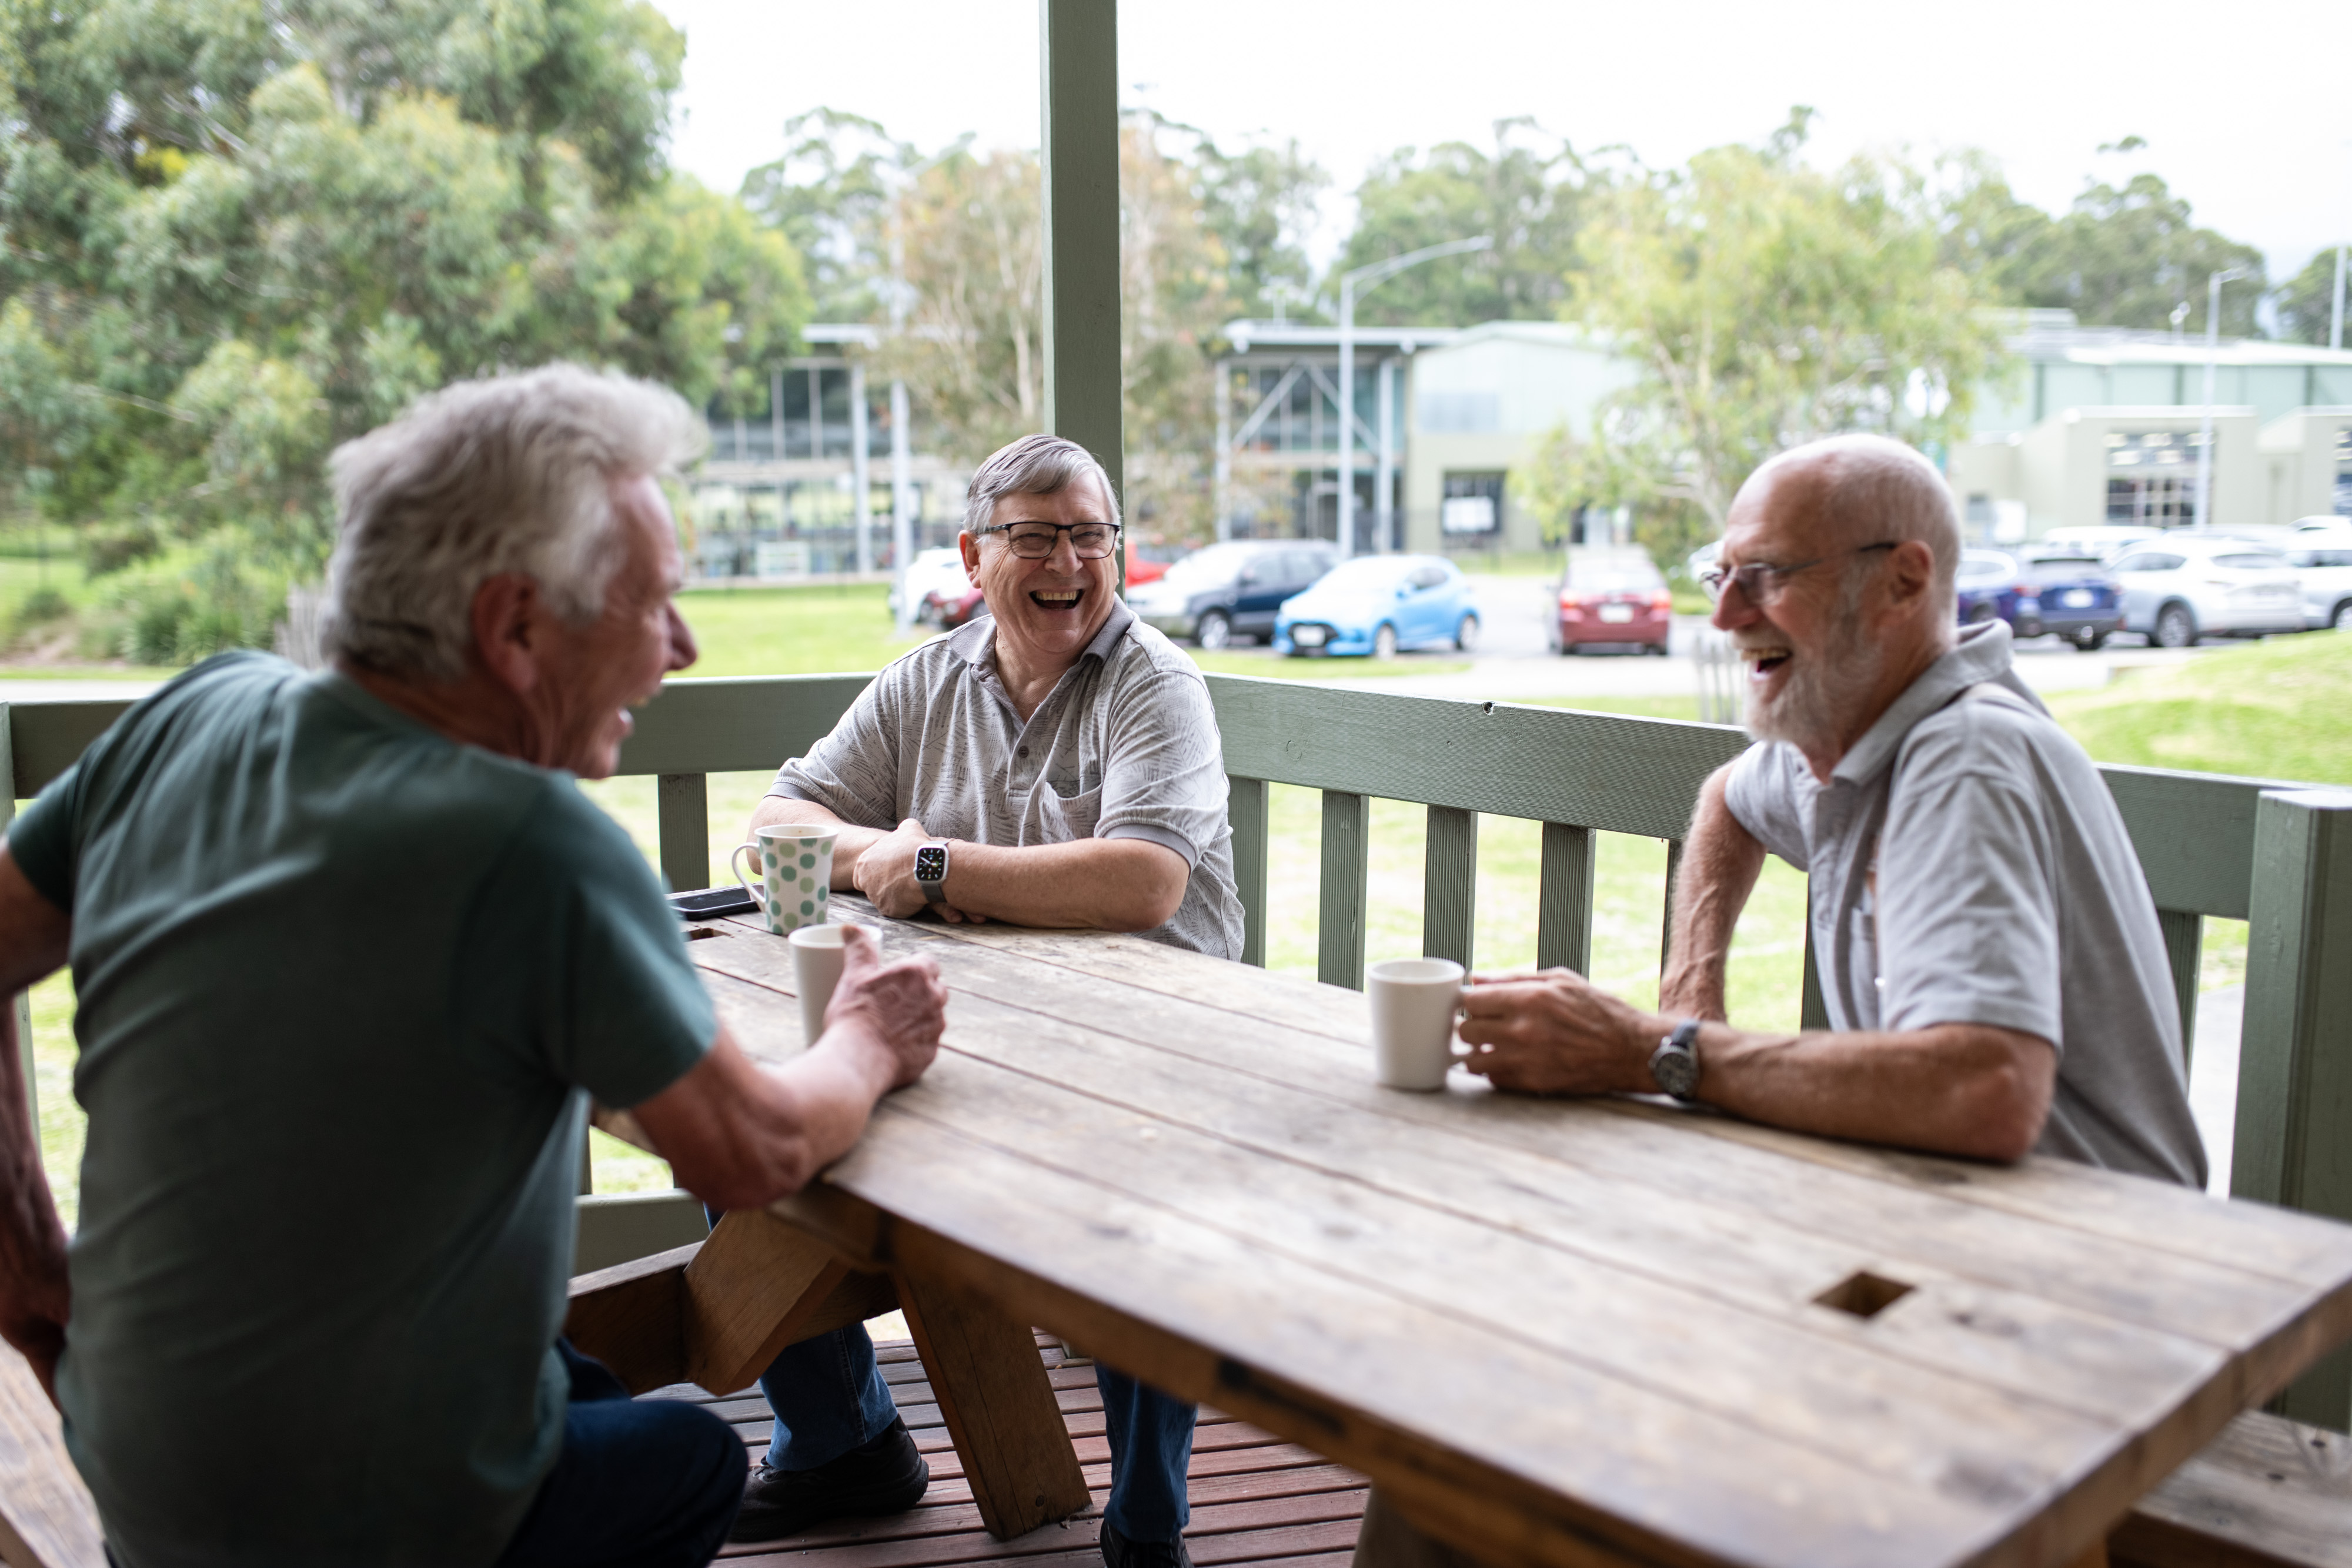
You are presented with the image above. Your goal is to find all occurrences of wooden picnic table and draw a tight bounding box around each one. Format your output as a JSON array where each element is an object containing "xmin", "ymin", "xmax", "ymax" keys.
[{"xmin": 596, "ymin": 897, "xmax": 2352, "ymax": 1568}]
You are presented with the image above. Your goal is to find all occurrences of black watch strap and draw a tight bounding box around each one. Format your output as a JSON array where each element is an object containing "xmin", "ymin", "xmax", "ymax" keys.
[{"xmin": 1649, "ymin": 1018, "xmax": 1703, "ymax": 1101}]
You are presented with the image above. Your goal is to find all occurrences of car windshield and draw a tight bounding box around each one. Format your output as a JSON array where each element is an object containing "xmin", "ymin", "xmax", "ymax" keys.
[
  {"xmin": 1316, "ymin": 557, "xmax": 1421, "ymax": 591},
  {"xmin": 1159, "ymin": 544, "xmax": 1256, "ymax": 589},
  {"xmin": 2213, "ymin": 552, "xmax": 2289, "ymax": 570},
  {"xmin": 2026, "ymin": 557, "xmax": 2106, "ymax": 579},
  {"xmin": 1956, "ymin": 551, "xmax": 2016, "ymax": 583},
  {"xmin": 1571, "ymin": 570, "xmax": 1659, "ymax": 593}
]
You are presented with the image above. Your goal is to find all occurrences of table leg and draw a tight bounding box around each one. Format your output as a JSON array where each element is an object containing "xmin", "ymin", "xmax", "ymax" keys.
[{"xmin": 896, "ymin": 1265, "xmax": 1094, "ymax": 1540}]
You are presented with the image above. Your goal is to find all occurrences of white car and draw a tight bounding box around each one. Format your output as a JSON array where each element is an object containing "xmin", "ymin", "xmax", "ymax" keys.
[
  {"xmin": 2109, "ymin": 536, "xmax": 2305, "ymax": 647},
  {"xmin": 2037, "ymin": 525, "xmax": 2163, "ymax": 562},
  {"xmin": 2284, "ymin": 526, "xmax": 2352, "ymax": 631},
  {"xmin": 889, "ymin": 547, "xmax": 970, "ymax": 623},
  {"xmin": 2291, "ymin": 515, "xmax": 2351, "ymax": 534}
]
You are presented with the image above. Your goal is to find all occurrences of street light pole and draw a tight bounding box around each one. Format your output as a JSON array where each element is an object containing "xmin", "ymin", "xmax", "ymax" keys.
[
  {"xmin": 1337, "ymin": 236, "xmax": 1491, "ymax": 557},
  {"xmin": 2194, "ymin": 266, "xmax": 2251, "ymax": 532}
]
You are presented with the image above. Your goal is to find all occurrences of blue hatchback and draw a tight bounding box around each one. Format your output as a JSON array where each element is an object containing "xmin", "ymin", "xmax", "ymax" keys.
[
  {"xmin": 1955, "ymin": 549, "xmax": 2123, "ymax": 651},
  {"xmin": 1274, "ymin": 554, "xmax": 1479, "ymax": 658}
]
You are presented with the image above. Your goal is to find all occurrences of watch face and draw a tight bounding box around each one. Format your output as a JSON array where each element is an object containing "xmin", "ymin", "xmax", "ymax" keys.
[
  {"xmin": 1653, "ymin": 1047, "xmax": 1700, "ymax": 1099},
  {"xmin": 914, "ymin": 845, "xmax": 948, "ymax": 883}
]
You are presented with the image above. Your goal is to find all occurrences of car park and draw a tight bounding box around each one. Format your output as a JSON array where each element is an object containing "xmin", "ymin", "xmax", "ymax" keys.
[
  {"xmin": 1274, "ymin": 554, "xmax": 1478, "ymax": 659},
  {"xmin": 1552, "ymin": 554, "xmax": 1672, "ymax": 655},
  {"xmin": 1955, "ymin": 549, "xmax": 2122, "ymax": 650},
  {"xmin": 892, "ymin": 547, "xmax": 970, "ymax": 624},
  {"xmin": 2283, "ymin": 525, "xmax": 2352, "ymax": 631},
  {"xmin": 1127, "ymin": 539, "xmax": 1338, "ymax": 648},
  {"xmin": 2108, "ymin": 536, "xmax": 2304, "ymax": 647},
  {"xmin": 2036, "ymin": 525, "xmax": 2164, "ymax": 562}
]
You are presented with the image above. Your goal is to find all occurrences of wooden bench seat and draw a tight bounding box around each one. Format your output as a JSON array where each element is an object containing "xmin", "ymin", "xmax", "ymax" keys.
[{"xmin": 2112, "ymin": 1410, "xmax": 2352, "ymax": 1568}]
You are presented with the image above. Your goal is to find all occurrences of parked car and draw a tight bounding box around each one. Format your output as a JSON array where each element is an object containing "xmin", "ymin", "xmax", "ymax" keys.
[
  {"xmin": 2109, "ymin": 537, "xmax": 2305, "ymax": 647},
  {"xmin": 892, "ymin": 547, "xmax": 969, "ymax": 624},
  {"xmin": 1274, "ymin": 554, "xmax": 1478, "ymax": 659},
  {"xmin": 1954, "ymin": 550, "xmax": 2122, "ymax": 650},
  {"xmin": 2283, "ymin": 525, "xmax": 2352, "ymax": 631},
  {"xmin": 2293, "ymin": 515, "xmax": 2352, "ymax": 534},
  {"xmin": 1553, "ymin": 555, "xmax": 1672, "ymax": 655},
  {"xmin": 1128, "ymin": 539, "xmax": 1338, "ymax": 648},
  {"xmin": 930, "ymin": 579, "xmax": 988, "ymax": 630},
  {"xmin": 2037, "ymin": 525, "xmax": 2164, "ymax": 562},
  {"xmin": 1124, "ymin": 541, "xmax": 1178, "ymax": 589}
]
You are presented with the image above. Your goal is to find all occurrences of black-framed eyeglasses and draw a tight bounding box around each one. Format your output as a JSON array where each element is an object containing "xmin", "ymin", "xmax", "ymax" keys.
[
  {"xmin": 974, "ymin": 521, "xmax": 1122, "ymax": 560},
  {"xmin": 1699, "ymin": 541, "xmax": 1898, "ymax": 606}
]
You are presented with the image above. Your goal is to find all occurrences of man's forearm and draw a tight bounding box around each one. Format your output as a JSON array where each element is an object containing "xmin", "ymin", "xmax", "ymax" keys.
[
  {"xmin": 0, "ymin": 1002, "xmax": 71, "ymax": 1402},
  {"xmin": 934, "ymin": 837, "xmax": 1188, "ymax": 931},
  {"xmin": 747, "ymin": 795, "xmax": 893, "ymax": 890},
  {"xmin": 1659, "ymin": 764, "xmax": 1766, "ymax": 1019}
]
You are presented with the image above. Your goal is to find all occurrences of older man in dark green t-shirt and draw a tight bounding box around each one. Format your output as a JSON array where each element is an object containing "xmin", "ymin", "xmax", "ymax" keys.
[{"xmin": 0, "ymin": 366, "xmax": 948, "ymax": 1568}]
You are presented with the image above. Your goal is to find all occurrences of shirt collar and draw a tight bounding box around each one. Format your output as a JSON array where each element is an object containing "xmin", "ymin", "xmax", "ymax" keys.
[
  {"xmin": 1829, "ymin": 618, "xmax": 2038, "ymax": 787},
  {"xmin": 945, "ymin": 594, "xmax": 1136, "ymax": 672}
]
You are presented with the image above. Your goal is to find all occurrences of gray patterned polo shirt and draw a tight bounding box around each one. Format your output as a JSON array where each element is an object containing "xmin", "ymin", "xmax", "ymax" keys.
[{"xmin": 769, "ymin": 599, "xmax": 1245, "ymax": 958}]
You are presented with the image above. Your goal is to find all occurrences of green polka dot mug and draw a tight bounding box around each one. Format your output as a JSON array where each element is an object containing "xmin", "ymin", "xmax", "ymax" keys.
[{"xmin": 729, "ymin": 826, "xmax": 838, "ymax": 937}]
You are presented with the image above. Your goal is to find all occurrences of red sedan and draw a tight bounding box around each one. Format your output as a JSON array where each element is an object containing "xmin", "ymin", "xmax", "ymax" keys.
[{"xmin": 1553, "ymin": 560, "xmax": 1672, "ymax": 655}]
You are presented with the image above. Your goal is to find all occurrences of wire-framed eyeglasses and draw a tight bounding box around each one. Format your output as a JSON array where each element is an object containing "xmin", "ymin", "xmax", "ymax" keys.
[
  {"xmin": 1699, "ymin": 541, "xmax": 1899, "ymax": 606},
  {"xmin": 974, "ymin": 521, "xmax": 1123, "ymax": 560}
]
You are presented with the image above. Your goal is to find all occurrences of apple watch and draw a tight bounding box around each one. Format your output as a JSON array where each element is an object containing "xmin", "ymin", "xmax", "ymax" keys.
[
  {"xmin": 1648, "ymin": 1018, "xmax": 1703, "ymax": 1101},
  {"xmin": 914, "ymin": 841, "xmax": 950, "ymax": 904}
]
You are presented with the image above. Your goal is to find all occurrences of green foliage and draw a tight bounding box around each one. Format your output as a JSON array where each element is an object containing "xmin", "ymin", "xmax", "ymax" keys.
[
  {"xmin": 1533, "ymin": 115, "xmax": 2009, "ymax": 537},
  {"xmin": 0, "ymin": 0, "xmax": 809, "ymax": 661},
  {"xmin": 1334, "ymin": 119, "xmax": 1584, "ymax": 328},
  {"xmin": 2276, "ymin": 246, "xmax": 2349, "ymax": 348}
]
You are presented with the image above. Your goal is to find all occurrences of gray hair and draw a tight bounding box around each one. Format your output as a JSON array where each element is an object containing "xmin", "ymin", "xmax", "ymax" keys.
[
  {"xmin": 961, "ymin": 433, "xmax": 1121, "ymax": 536},
  {"xmin": 322, "ymin": 365, "xmax": 704, "ymax": 681},
  {"xmin": 1752, "ymin": 434, "xmax": 1960, "ymax": 606}
]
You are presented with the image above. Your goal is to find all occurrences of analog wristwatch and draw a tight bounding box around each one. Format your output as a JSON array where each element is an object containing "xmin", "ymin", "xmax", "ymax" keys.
[
  {"xmin": 1648, "ymin": 1018, "xmax": 1703, "ymax": 1101},
  {"xmin": 914, "ymin": 840, "xmax": 950, "ymax": 904}
]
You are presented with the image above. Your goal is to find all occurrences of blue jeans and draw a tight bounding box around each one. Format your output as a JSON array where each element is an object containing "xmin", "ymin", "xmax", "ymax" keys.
[
  {"xmin": 495, "ymin": 1340, "xmax": 744, "ymax": 1567},
  {"xmin": 704, "ymin": 1206, "xmax": 900, "ymax": 1469},
  {"xmin": 1097, "ymin": 1363, "xmax": 1196, "ymax": 1543}
]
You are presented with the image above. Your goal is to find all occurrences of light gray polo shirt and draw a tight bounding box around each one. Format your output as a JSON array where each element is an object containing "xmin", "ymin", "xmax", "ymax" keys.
[
  {"xmin": 770, "ymin": 599, "xmax": 1245, "ymax": 958},
  {"xmin": 1724, "ymin": 621, "xmax": 2206, "ymax": 1186}
]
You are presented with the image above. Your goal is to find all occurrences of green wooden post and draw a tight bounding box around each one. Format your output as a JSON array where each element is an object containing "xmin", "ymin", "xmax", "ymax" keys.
[
  {"xmin": 658, "ymin": 773, "xmax": 711, "ymax": 893},
  {"xmin": 1423, "ymin": 805, "xmax": 1476, "ymax": 969},
  {"xmin": 1038, "ymin": 0, "xmax": 1121, "ymax": 499},
  {"xmin": 2155, "ymin": 908, "xmax": 2203, "ymax": 1067},
  {"xmin": 1799, "ymin": 923, "xmax": 1830, "ymax": 1032},
  {"xmin": 2231, "ymin": 788, "xmax": 2352, "ymax": 1431},
  {"xmin": 1659, "ymin": 837, "xmax": 1684, "ymax": 981},
  {"xmin": 1536, "ymin": 823, "xmax": 1594, "ymax": 974},
  {"xmin": 1228, "ymin": 775, "xmax": 1270, "ymax": 968},
  {"xmin": 1319, "ymin": 791, "xmax": 1371, "ymax": 989},
  {"xmin": 0, "ymin": 705, "xmax": 29, "ymax": 1135}
]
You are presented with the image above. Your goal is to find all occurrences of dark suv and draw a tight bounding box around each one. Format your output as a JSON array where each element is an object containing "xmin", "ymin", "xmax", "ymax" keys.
[{"xmin": 1127, "ymin": 540, "xmax": 1339, "ymax": 648}]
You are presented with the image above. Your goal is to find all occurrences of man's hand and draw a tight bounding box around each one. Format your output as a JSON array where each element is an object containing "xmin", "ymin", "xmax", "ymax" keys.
[
  {"xmin": 821, "ymin": 924, "xmax": 948, "ymax": 1088},
  {"xmin": 852, "ymin": 819, "xmax": 985, "ymax": 922},
  {"xmin": 0, "ymin": 1262, "xmax": 68, "ymax": 1408},
  {"xmin": 1456, "ymin": 969, "xmax": 1655, "ymax": 1097}
]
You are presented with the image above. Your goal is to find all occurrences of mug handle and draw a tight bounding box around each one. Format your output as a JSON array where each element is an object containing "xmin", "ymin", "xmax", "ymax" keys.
[{"xmin": 729, "ymin": 841, "xmax": 767, "ymax": 914}]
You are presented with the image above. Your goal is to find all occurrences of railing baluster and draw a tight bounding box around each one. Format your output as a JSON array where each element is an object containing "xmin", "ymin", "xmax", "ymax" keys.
[
  {"xmin": 1799, "ymin": 908, "xmax": 1830, "ymax": 1031},
  {"xmin": 0, "ymin": 704, "xmax": 30, "ymax": 1134},
  {"xmin": 1319, "ymin": 791, "xmax": 1371, "ymax": 989},
  {"xmin": 657, "ymin": 773, "xmax": 712, "ymax": 893},
  {"xmin": 2233, "ymin": 788, "xmax": 2352, "ymax": 1430},
  {"xmin": 1536, "ymin": 823, "xmax": 1595, "ymax": 974},
  {"xmin": 1227, "ymin": 775, "xmax": 1271, "ymax": 968},
  {"xmin": 2154, "ymin": 909, "xmax": 2202, "ymax": 1068},
  {"xmin": 1422, "ymin": 806, "xmax": 1477, "ymax": 969},
  {"xmin": 1660, "ymin": 838, "xmax": 1685, "ymax": 982}
]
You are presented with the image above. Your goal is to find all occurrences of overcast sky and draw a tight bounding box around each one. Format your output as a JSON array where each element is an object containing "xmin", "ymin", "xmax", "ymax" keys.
[{"xmin": 649, "ymin": 0, "xmax": 2350, "ymax": 295}]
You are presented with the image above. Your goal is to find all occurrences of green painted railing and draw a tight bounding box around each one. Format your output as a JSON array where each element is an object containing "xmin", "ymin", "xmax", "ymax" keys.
[{"xmin": 6, "ymin": 674, "xmax": 2351, "ymax": 1416}]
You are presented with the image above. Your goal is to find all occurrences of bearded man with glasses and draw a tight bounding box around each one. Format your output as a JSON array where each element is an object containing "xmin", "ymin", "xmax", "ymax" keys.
[
  {"xmin": 727, "ymin": 433, "xmax": 1241, "ymax": 1568},
  {"xmin": 1351, "ymin": 430, "xmax": 2207, "ymax": 1568}
]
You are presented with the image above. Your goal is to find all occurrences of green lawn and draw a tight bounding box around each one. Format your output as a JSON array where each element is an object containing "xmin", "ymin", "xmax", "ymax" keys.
[{"xmin": 2043, "ymin": 634, "xmax": 2352, "ymax": 786}]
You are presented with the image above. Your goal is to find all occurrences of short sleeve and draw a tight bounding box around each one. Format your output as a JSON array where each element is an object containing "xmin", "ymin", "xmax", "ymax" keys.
[
  {"xmin": 1094, "ymin": 668, "xmax": 1227, "ymax": 868},
  {"xmin": 769, "ymin": 672, "xmax": 900, "ymax": 829},
  {"xmin": 6, "ymin": 760, "xmax": 86, "ymax": 912},
  {"xmin": 460, "ymin": 781, "xmax": 716, "ymax": 1109},
  {"xmin": 1722, "ymin": 743, "xmax": 1810, "ymax": 871},
  {"xmin": 1875, "ymin": 764, "xmax": 2064, "ymax": 1049}
]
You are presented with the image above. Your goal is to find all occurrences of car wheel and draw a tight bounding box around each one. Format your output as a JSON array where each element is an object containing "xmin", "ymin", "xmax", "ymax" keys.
[
  {"xmin": 1648, "ymin": 639, "xmax": 1671, "ymax": 657},
  {"xmin": 1454, "ymin": 613, "xmax": 1480, "ymax": 653},
  {"xmin": 2074, "ymin": 627, "xmax": 2108, "ymax": 653},
  {"xmin": 1196, "ymin": 610, "xmax": 1232, "ymax": 651},
  {"xmin": 1559, "ymin": 640, "xmax": 1579, "ymax": 657},
  {"xmin": 2334, "ymin": 600, "xmax": 2352, "ymax": 632},
  {"xmin": 1373, "ymin": 623, "xmax": 1398, "ymax": 660},
  {"xmin": 2153, "ymin": 603, "xmax": 2198, "ymax": 649}
]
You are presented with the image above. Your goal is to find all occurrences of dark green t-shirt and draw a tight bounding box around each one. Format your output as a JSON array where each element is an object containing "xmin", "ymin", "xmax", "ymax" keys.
[{"xmin": 7, "ymin": 653, "xmax": 715, "ymax": 1568}]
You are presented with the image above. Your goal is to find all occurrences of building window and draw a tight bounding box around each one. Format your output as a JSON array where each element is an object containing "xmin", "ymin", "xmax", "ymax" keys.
[
  {"xmin": 1441, "ymin": 472, "xmax": 1505, "ymax": 537},
  {"xmin": 2104, "ymin": 430, "xmax": 2205, "ymax": 526}
]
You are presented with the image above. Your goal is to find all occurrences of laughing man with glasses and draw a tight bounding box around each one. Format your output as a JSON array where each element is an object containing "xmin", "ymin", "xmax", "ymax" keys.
[{"xmin": 728, "ymin": 433, "xmax": 1241, "ymax": 1568}]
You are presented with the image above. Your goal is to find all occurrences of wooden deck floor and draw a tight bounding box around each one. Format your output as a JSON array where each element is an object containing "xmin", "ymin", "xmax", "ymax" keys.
[{"xmin": 646, "ymin": 1333, "xmax": 1368, "ymax": 1568}]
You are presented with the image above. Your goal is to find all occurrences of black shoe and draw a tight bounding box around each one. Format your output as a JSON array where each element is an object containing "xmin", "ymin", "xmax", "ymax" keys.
[
  {"xmin": 1101, "ymin": 1520, "xmax": 1194, "ymax": 1568},
  {"xmin": 729, "ymin": 1415, "xmax": 931, "ymax": 1543}
]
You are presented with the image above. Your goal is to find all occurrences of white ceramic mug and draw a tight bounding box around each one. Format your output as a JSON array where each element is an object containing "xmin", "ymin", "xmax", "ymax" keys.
[
  {"xmin": 730, "ymin": 826, "xmax": 837, "ymax": 937},
  {"xmin": 1367, "ymin": 958, "xmax": 1465, "ymax": 1091},
  {"xmin": 789, "ymin": 924, "xmax": 852, "ymax": 1049}
]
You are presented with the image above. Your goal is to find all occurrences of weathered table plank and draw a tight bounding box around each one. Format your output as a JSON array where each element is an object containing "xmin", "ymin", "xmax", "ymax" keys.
[{"xmin": 659, "ymin": 905, "xmax": 2352, "ymax": 1568}]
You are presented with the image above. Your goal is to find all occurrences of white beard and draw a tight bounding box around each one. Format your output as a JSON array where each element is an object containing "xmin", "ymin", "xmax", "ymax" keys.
[{"xmin": 1743, "ymin": 600, "xmax": 1886, "ymax": 755}]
